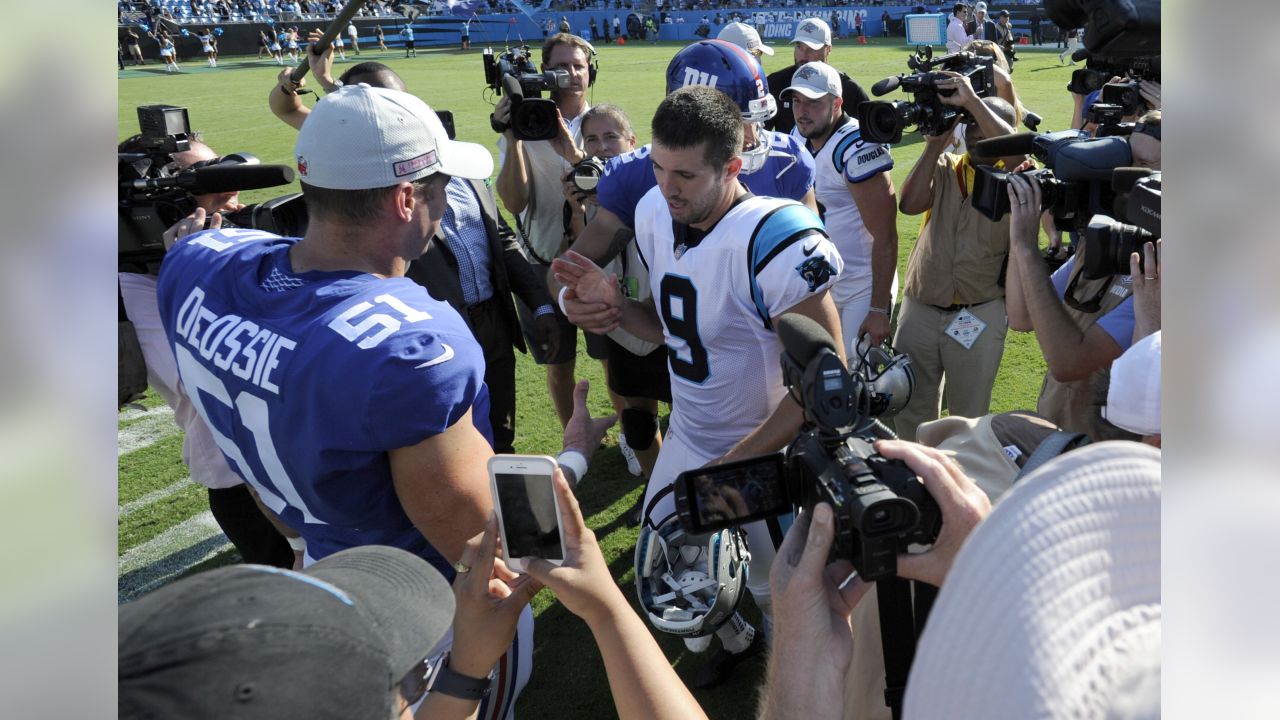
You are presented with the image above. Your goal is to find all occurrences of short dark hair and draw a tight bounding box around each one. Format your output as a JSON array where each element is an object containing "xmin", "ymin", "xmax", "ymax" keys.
[
  {"xmin": 301, "ymin": 175, "xmax": 440, "ymax": 225},
  {"xmin": 339, "ymin": 62, "xmax": 405, "ymax": 91},
  {"xmin": 541, "ymin": 33, "xmax": 594, "ymax": 67},
  {"xmin": 651, "ymin": 85, "xmax": 743, "ymax": 170}
]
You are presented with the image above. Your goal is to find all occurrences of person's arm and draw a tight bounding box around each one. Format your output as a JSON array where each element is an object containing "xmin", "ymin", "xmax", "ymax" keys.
[
  {"xmin": 848, "ymin": 171, "xmax": 898, "ymax": 345},
  {"xmin": 525, "ymin": 473, "xmax": 708, "ymax": 720},
  {"xmin": 1004, "ymin": 178, "xmax": 1037, "ymax": 332},
  {"xmin": 545, "ymin": 206, "xmax": 634, "ymax": 297},
  {"xmin": 934, "ymin": 71, "xmax": 1024, "ymax": 168},
  {"xmin": 551, "ymin": 250, "xmax": 666, "ymax": 342},
  {"xmin": 305, "ymin": 28, "xmax": 339, "ymax": 92},
  {"xmin": 898, "ymin": 132, "xmax": 947, "ymax": 215},
  {"xmin": 720, "ymin": 292, "xmax": 844, "ymax": 463},
  {"xmin": 1006, "ymin": 174, "xmax": 1123, "ymax": 381},
  {"xmin": 798, "ymin": 186, "xmax": 820, "ymax": 215},
  {"xmin": 493, "ymin": 96, "xmax": 531, "ymax": 215},
  {"xmin": 268, "ymin": 68, "xmax": 309, "ymax": 130}
]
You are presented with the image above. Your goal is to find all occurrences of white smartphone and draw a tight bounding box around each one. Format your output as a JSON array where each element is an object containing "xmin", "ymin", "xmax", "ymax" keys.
[{"xmin": 487, "ymin": 454, "xmax": 566, "ymax": 573}]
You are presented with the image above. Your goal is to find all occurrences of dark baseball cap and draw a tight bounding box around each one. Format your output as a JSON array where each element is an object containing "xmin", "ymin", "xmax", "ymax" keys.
[
  {"xmin": 119, "ymin": 546, "xmax": 455, "ymax": 720},
  {"xmin": 997, "ymin": 9, "xmax": 1010, "ymax": 16}
]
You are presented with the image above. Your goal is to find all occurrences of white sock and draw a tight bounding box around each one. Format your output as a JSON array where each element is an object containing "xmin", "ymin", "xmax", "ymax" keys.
[{"xmin": 714, "ymin": 612, "xmax": 755, "ymax": 654}]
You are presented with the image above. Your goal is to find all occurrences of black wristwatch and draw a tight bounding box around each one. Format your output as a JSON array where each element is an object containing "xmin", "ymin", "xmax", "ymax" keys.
[{"xmin": 431, "ymin": 658, "xmax": 493, "ymax": 701}]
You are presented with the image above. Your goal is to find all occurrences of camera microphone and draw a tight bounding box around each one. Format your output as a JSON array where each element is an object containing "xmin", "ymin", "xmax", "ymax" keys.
[
  {"xmin": 970, "ymin": 132, "xmax": 1037, "ymax": 159},
  {"xmin": 776, "ymin": 313, "xmax": 838, "ymax": 367},
  {"xmin": 127, "ymin": 164, "xmax": 296, "ymax": 194},
  {"xmin": 871, "ymin": 75, "xmax": 902, "ymax": 97}
]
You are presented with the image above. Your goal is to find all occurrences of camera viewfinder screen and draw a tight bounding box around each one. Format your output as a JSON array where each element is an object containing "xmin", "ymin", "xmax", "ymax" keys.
[
  {"xmin": 688, "ymin": 456, "xmax": 788, "ymax": 528},
  {"xmin": 495, "ymin": 473, "xmax": 563, "ymax": 561}
]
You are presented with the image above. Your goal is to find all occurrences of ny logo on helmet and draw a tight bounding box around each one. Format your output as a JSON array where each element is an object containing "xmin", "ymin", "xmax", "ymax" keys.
[{"xmin": 682, "ymin": 67, "xmax": 720, "ymax": 89}]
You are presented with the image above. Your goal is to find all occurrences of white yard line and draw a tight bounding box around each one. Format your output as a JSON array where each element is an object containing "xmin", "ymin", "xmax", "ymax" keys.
[
  {"xmin": 118, "ymin": 476, "xmax": 197, "ymax": 518},
  {"xmin": 118, "ymin": 511, "xmax": 229, "ymax": 603},
  {"xmin": 117, "ymin": 405, "xmax": 178, "ymax": 457}
]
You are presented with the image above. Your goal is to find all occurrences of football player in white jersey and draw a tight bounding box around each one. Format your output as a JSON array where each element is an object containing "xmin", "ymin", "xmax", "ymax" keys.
[
  {"xmin": 553, "ymin": 85, "xmax": 845, "ymax": 688},
  {"xmin": 786, "ymin": 61, "xmax": 900, "ymax": 352}
]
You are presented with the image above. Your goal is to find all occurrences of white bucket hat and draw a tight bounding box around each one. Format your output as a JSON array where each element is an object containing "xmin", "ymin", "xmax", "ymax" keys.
[
  {"xmin": 1104, "ymin": 331, "xmax": 1161, "ymax": 436},
  {"xmin": 904, "ymin": 441, "xmax": 1162, "ymax": 719}
]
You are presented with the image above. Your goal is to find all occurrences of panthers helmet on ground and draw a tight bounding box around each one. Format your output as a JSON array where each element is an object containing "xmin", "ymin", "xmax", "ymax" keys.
[
  {"xmin": 665, "ymin": 39, "xmax": 777, "ymax": 173},
  {"xmin": 635, "ymin": 513, "xmax": 750, "ymax": 637}
]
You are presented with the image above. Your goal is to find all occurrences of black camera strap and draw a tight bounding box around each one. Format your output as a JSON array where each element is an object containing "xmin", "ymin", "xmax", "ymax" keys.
[{"xmin": 877, "ymin": 577, "xmax": 937, "ymax": 720}]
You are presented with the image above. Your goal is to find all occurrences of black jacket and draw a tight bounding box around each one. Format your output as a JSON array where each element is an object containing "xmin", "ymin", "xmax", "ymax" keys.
[{"xmin": 406, "ymin": 178, "xmax": 553, "ymax": 354}]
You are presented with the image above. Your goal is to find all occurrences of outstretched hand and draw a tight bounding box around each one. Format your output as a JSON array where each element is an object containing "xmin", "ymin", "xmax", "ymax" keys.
[
  {"xmin": 162, "ymin": 206, "xmax": 220, "ymax": 251},
  {"xmin": 562, "ymin": 379, "xmax": 618, "ymax": 465}
]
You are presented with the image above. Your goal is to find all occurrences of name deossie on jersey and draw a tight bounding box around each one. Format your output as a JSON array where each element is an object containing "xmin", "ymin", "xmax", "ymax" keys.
[
  {"xmin": 596, "ymin": 130, "xmax": 817, "ymax": 230},
  {"xmin": 157, "ymin": 227, "xmax": 491, "ymax": 578},
  {"xmin": 633, "ymin": 191, "xmax": 843, "ymax": 455}
]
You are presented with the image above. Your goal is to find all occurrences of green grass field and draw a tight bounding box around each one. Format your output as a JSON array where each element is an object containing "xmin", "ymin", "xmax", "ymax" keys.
[{"xmin": 118, "ymin": 37, "xmax": 1070, "ymax": 719}]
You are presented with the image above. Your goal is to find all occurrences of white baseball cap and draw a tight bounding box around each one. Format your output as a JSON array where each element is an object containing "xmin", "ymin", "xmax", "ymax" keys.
[
  {"xmin": 293, "ymin": 84, "xmax": 493, "ymax": 190},
  {"xmin": 717, "ymin": 22, "xmax": 774, "ymax": 56},
  {"xmin": 1103, "ymin": 330, "xmax": 1162, "ymax": 436},
  {"xmin": 974, "ymin": 1, "xmax": 987, "ymax": 12},
  {"xmin": 781, "ymin": 61, "xmax": 842, "ymax": 99},
  {"xmin": 792, "ymin": 18, "xmax": 832, "ymax": 50}
]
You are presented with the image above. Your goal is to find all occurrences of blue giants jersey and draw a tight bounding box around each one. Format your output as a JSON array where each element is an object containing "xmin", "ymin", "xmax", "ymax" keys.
[
  {"xmin": 596, "ymin": 130, "xmax": 817, "ymax": 230},
  {"xmin": 156, "ymin": 228, "xmax": 492, "ymax": 579}
]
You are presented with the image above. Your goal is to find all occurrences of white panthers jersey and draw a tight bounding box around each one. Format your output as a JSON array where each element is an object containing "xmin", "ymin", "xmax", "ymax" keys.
[
  {"xmin": 634, "ymin": 189, "xmax": 843, "ymax": 457},
  {"xmin": 795, "ymin": 116, "xmax": 893, "ymax": 292}
]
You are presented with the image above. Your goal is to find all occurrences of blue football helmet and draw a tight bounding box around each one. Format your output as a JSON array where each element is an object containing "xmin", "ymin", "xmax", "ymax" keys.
[{"xmin": 666, "ymin": 39, "xmax": 777, "ymax": 173}]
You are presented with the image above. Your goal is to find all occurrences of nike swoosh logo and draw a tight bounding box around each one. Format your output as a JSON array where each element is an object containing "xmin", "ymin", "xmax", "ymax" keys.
[
  {"xmin": 802, "ymin": 241, "xmax": 820, "ymax": 256},
  {"xmin": 415, "ymin": 344, "xmax": 454, "ymax": 369}
]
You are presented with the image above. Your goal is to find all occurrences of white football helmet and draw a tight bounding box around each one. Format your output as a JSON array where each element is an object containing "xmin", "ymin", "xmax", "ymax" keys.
[
  {"xmin": 635, "ymin": 513, "xmax": 750, "ymax": 637},
  {"xmin": 854, "ymin": 337, "xmax": 915, "ymax": 417}
]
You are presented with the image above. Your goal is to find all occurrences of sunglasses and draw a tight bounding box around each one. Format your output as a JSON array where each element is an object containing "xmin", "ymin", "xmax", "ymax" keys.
[{"xmin": 396, "ymin": 657, "xmax": 431, "ymax": 710}]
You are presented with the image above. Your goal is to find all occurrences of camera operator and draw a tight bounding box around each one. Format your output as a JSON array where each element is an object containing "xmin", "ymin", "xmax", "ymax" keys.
[
  {"xmin": 892, "ymin": 73, "xmax": 1025, "ymax": 441},
  {"xmin": 118, "ymin": 134, "xmax": 296, "ymax": 570},
  {"xmin": 759, "ymin": 438, "xmax": 1161, "ymax": 720},
  {"xmin": 493, "ymin": 33, "xmax": 599, "ymax": 430},
  {"xmin": 765, "ymin": 18, "xmax": 872, "ymax": 136},
  {"xmin": 1004, "ymin": 172, "xmax": 1151, "ymax": 441}
]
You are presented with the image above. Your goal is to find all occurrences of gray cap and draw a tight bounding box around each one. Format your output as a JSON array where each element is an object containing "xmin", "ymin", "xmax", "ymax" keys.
[{"xmin": 119, "ymin": 546, "xmax": 455, "ymax": 720}]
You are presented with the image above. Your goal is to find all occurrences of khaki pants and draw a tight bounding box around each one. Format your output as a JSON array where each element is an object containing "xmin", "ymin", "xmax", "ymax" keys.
[{"xmin": 891, "ymin": 296, "xmax": 1007, "ymax": 440}]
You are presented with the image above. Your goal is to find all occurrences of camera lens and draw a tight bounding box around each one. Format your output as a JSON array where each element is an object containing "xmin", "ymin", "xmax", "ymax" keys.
[
  {"xmin": 858, "ymin": 101, "xmax": 908, "ymax": 145},
  {"xmin": 512, "ymin": 101, "xmax": 560, "ymax": 142}
]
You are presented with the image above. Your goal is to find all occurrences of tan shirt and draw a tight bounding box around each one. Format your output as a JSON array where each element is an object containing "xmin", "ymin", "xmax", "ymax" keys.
[{"xmin": 902, "ymin": 153, "xmax": 1011, "ymax": 307}]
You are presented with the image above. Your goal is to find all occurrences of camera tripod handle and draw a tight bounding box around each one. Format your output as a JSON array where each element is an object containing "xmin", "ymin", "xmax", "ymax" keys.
[{"xmin": 287, "ymin": 0, "xmax": 369, "ymax": 85}]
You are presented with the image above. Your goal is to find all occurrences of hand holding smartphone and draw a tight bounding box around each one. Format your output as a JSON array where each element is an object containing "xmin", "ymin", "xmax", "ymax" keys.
[{"xmin": 488, "ymin": 455, "xmax": 567, "ymax": 573}]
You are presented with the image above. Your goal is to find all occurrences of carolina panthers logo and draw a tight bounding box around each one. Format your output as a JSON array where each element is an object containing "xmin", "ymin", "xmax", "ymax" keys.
[
  {"xmin": 796, "ymin": 65, "xmax": 818, "ymax": 82},
  {"xmin": 800, "ymin": 21, "xmax": 819, "ymax": 34},
  {"xmin": 795, "ymin": 256, "xmax": 836, "ymax": 292}
]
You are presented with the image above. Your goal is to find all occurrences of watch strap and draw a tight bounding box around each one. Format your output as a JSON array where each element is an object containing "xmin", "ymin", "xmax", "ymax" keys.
[{"xmin": 430, "ymin": 658, "xmax": 492, "ymax": 701}]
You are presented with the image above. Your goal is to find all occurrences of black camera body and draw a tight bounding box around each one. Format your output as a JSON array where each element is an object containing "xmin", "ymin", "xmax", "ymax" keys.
[
  {"xmin": 970, "ymin": 131, "xmax": 1132, "ymax": 232},
  {"xmin": 1045, "ymin": 0, "xmax": 1160, "ymax": 59},
  {"xmin": 858, "ymin": 49, "xmax": 995, "ymax": 144},
  {"xmin": 1080, "ymin": 170, "xmax": 1160, "ymax": 279},
  {"xmin": 483, "ymin": 46, "xmax": 570, "ymax": 141},
  {"xmin": 672, "ymin": 316, "xmax": 937, "ymax": 581},
  {"xmin": 119, "ymin": 105, "xmax": 302, "ymax": 269}
]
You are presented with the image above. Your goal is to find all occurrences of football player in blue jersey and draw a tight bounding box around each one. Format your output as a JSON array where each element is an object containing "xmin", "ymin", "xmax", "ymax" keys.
[
  {"xmin": 553, "ymin": 85, "xmax": 846, "ymax": 689},
  {"xmin": 548, "ymin": 40, "xmax": 818, "ymax": 311},
  {"xmin": 156, "ymin": 85, "xmax": 614, "ymax": 720}
]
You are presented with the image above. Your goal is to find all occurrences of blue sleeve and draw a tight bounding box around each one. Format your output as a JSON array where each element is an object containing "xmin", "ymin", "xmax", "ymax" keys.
[
  {"xmin": 1097, "ymin": 295, "xmax": 1135, "ymax": 351},
  {"xmin": 777, "ymin": 133, "xmax": 816, "ymax": 201},
  {"xmin": 1051, "ymin": 255, "xmax": 1075, "ymax": 298},
  {"xmin": 596, "ymin": 147, "xmax": 655, "ymax": 231}
]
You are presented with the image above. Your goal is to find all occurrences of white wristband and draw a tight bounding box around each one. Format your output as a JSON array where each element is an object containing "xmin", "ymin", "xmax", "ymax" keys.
[
  {"xmin": 557, "ymin": 285, "xmax": 570, "ymax": 316},
  {"xmin": 557, "ymin": 449, "xmax": 588, "ymax": 485},
  {"xmin": 286, "ymin": 535, "xmax": 307, "ymax": 552}
]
